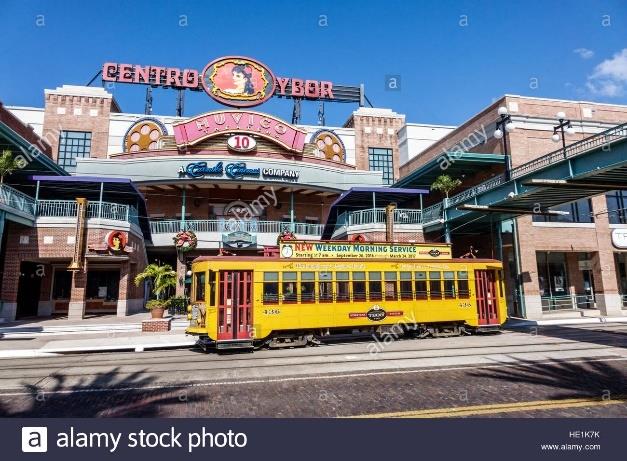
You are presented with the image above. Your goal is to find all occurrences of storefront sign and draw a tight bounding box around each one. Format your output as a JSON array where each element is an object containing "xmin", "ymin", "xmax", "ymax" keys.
[
  {"xmin": 180, "ymin": 161, "xmax": 299, "ymax": 182},
  {"xmin": 105, "ymin": 231, "xmax": 128, "ymax": 251},
  {"xmin": 279, "ymin": 241, "xmax": 452, "ymax": 260},
  {"xmin": 578, "ymin": 260, "xmax": 593, "ymax": 271},
  {"xmin": 222, "ymin": 231, "xmax": 257, "ymax": 248},
  {"xmin": 173, "ymin": 110, "xmax": 306, "ymax": 152},
  {"xmin": 612, "ymin": 228, "xmax": 627, "ymax": 248},
  {"xmin": 102, "ymin": 56, "xmax": 336, "ymax": 107},
  {"xmin": 227, "ymin": 134, "xmax": 256, "ymax": 152}
]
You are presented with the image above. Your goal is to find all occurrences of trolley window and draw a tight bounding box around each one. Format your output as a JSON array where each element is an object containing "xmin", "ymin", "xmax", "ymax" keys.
[
  {"xmin": 353, "ymin": 271, "xmax": 366, "ymax": 301},
  {"xmin": 457, "ymin": 271, "xmax": 470, "ymax": 298},
  {"xmin": 319, "ymin": 271, "xmax": 333, "ymax": 303},
  {"xmin": 194, "ymin": 271, "xmax": 206, "ymax": 302},
  {"xmin": 369, "ymin": 272, "xmax": 382, "ymax": 301},
  {"xmin": 336, "ymin": 272, "xmax": 350, "ymax": 302},
  {"xmin": 301, "ymin": 272, "xmax": 315, "ymax": 302},
  {"xmin": 400, "ymin": 271, "xmax": 413, "ymax": 300},
  {"xmin": 282, "ymin": 272, "xmax": 297, "ymax": 303},
  {"xmin": 263, "ymin": 272, "xmax": 279, "ymax": 304},
  {"xmin": 429, "ymin": 271, "xmax": 442, "ymax": 300},
  {"xmin": 415, "ymin": 271, "xmax": 427, "ymax": 300},
  {"xmin": 443, "ymin": 271, "xmax": 456, "ymax": 299},
  {"xmin": 384, "ymin": 271, "xmax": 398, "ymax": 301},
  {"xmin": 208, "ymin": 270, "xmax": 216, "ymax": 306}
]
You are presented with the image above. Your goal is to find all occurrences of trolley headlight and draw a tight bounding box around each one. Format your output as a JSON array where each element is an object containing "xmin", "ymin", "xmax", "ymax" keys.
[{"xmin": 187, "ymin": 314, "xmax": 192, "ymax": 321}]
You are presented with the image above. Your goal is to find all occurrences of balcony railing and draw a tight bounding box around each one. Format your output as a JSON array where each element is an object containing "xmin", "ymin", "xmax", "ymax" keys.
[
  {"xmin": 150, "ymin": 219, "xmax": 324, "ymax": 236},
  {"xmin": 36, "ymin": 200, "xmax": 139, "ymax": 226},
  {"xmin": 338, "ymin": 208, "xmax": 423, "ymax": 227},
  {"xmin": 0, "ymin": 184, "xmax": 37, "ymax": 216}
]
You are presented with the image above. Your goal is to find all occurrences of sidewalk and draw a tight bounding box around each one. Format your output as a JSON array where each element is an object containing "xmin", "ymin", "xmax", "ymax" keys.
[
  {"xmin": 0, "ymin": 313, "xmax": 195, "ymax": 358},
  {"xmin": 0, "ymin": 312, "xmax": 188, "ymax": 336}
]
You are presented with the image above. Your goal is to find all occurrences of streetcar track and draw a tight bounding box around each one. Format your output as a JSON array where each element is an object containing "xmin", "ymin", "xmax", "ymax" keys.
[
  {"xmin": 0, "ymin": 334, "xmax": 625, "ymax": 374},
  {"xmin": 1, "ymin": 330, "xmax": 625, "ymax": 369},
  {"xmin": 0, "ymin": 356, "xmax": 625, "ymax": 397},
  {"xmin": 0, "ymin": 343, "xmax": 623, "ymax": 385}
]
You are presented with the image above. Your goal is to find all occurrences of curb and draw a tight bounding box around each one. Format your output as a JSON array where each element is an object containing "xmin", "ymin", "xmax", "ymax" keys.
[
  {"xmin": 0, "ymin": 338, "xmax": 197, "ymax": 359},
  {"xmin": 0, "ymin": 321, "xmax": 189, "ymax": 337},
  {"xmin": 506, "ymin": 317, "xmax": 627, "ymax": 327}
]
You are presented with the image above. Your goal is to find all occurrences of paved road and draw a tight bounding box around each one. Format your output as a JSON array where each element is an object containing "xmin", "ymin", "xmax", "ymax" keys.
[{"xmin": 0, "ymin": 323, "xmax": 626, "ymax": 417}]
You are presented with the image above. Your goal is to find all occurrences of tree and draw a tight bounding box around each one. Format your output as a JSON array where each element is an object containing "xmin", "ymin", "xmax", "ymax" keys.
[
  {"xmin": 430, "ymin": 174, "xmax": 462, "ymax": 199},
  {"xmin": 134, "ymin": 263, "xmax": 176, "ymax": 300},
  {"xmin": 0, "ymin": 150, "xmax": 20, "ymax": 184}
]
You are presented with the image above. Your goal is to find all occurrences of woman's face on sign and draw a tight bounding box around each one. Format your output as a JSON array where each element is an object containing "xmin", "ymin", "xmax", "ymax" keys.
[{"xmin": 232, "ymin": 70, "xmax": 245, "ymax": 87}]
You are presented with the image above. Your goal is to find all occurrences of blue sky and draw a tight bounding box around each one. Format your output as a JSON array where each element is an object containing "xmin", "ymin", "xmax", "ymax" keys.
[{"xmin": 1, "ymin": 0, "xmax": 626, "ymax": 126}]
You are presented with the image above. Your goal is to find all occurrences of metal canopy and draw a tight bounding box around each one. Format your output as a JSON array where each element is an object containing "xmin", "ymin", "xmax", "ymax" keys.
[
  {"xmin": 30, "ymin": 175, "xmax": 151, "ymax": 240},
  {"xmin": 394, "ymin": 153, "xmax": 506, "ymax": 188},
  {"xmin": 321, "ymin": 186, "xmax": 429, "ymax": 239}
]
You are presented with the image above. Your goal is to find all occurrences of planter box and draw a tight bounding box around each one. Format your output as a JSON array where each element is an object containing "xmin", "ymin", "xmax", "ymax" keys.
[{"xmin": 142, "ymin": 317, "xmax": 172, "ymax": 333}]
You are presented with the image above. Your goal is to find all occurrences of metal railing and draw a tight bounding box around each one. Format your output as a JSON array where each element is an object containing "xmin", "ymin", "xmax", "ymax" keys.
[
  {"xmin": 0, "ymin": 184, "xmax": 37, "ymax": 216},
  {"xmin": 36, "ymin": 200, "xmax": 138, "ymax": 225},
  {"xmin": 344, "ymin": 208, "xmax": 423, "ymax": 226},
  {"xmin": 541, "ymin": 293, "xmax": 597, "ymax": 311},
  {"xmin": 511, "ymin": 122, "xmax": 627, "ymax": 179},
  {"xmin": 150, "ymin": 219, "xmax": 324, "ymax": 236},
  {"xmin": 422, "ymin": 203, "xmax": 443, "ymax": 225},
  {"xmin": 445, "ymin": 122, "xmax": 627, "ymax": 210}
]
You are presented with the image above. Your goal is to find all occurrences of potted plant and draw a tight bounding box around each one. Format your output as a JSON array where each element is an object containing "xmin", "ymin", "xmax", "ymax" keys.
[
  {"xmin": 430, "ymin": 174, "xmax": 462, "ymax": 202},
  {"xmin": 134, "ymin": 263, "xmax": 176, "ymax": 318}
]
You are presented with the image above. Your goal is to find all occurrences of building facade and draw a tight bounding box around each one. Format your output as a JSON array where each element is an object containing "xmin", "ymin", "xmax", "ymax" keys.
[
  {"xmin": 397, "ymin": 95, "xmax": 627, "ymax": 320},
  {"xmin": 1, "ymin": 75, "xmax": 448, "ymax": 321}
]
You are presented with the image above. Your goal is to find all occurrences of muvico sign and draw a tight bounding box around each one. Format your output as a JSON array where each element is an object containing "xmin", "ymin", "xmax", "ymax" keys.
[
  {"xmin": 173, "ymin": 110, "xmax": 306, "ymax": 152},
  {"xmin": 102, "ymin": 56, "xmax": 337, "ymax": 108}
]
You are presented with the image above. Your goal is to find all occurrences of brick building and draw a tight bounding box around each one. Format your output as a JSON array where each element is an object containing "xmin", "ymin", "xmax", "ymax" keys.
[
  {"xmin": 1, "ymin": 82, "xmax": 449, "ymax": 321},
  {"xmin": 397, "ymin": 95, "xmax": 627, "ymax": 320}
]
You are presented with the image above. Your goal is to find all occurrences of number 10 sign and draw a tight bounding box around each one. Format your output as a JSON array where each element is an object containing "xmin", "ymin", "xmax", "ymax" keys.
[{"xmin": 227, "ymin": 134, "xmax": 257, "ymax": 152}]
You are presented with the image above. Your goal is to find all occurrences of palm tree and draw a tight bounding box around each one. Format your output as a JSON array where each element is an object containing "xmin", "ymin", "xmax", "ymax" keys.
[
  {"xmin": 0, "ymin": 150, "xmax": 20, "ymax": 184},
  {"xmin": 134, "ymin": 263, "xmax": 177, "ymax": 300},
  {"xmin": 430, "ymin": 174, "xmax": 462, "ymax": 199}
]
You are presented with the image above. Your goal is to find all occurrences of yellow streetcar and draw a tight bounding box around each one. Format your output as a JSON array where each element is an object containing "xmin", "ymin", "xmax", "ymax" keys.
[{"xmin": 186, "ymin": 240, "xmax": 507, "ymax": 350}]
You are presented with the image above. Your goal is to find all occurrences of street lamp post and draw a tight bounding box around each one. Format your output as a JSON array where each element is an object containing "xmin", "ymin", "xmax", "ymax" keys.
[
  {"xmin": 552, "ymin": 111, "xmax": 576, "ymax": 157},
  {"xmin": 493, "ymin": 106, "xmax": 516, "ymax": 180}
]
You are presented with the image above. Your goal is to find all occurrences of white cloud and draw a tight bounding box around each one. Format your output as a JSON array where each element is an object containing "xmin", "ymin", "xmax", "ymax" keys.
[
  {"xmin": 586, "ymin": 48, "xmax": 627, "ymax": 98},
  {"xmin": 573, "ymin": 48, "xmax": 594, "ymax": 59}
]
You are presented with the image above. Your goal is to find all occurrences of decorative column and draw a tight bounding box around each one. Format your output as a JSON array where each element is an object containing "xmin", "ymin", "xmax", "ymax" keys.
[
  {"xmin": 176, "ymin": 256, "xmax": 186, "ymax": 297},
  {"xmin": 67, "ymin": 198, "xmax": 89, "ymax": 320}
]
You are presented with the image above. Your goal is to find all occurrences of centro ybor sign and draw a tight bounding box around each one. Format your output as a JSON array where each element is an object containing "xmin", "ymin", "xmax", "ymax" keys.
[{"xmin": 102, "ymin": 55, "xmax": 336, "ymax": 107}]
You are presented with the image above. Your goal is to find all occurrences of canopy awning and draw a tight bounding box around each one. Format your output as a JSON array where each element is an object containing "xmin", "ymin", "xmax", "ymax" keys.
[{"xmin": 321, "ymin": 186, "xmax": 428, "ymax": 239}]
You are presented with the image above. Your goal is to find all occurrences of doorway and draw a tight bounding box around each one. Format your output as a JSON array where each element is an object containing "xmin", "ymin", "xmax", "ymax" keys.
[{"xmin": 16, "ymin": 261, "xmax": 42, "ymax": 319}]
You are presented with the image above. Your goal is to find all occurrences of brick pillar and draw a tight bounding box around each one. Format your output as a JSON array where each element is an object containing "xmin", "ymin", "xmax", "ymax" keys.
[
  {"xmin": 68, "ymin": 270, "xmax": 87, "ymax": 320},
  {"xmin": 117, "ymin": 262, "xmax": 129, "ymax": 317},
  {"xmin": 591, "ymin": 196, "xmax": 623, "ymax": 316},
  {"xmin": 516, "ymin": 217, "xmax": 543, "ymax": 319},
  {"xmin": 0, "ymin": 250, "xmax": 20, "ymax": 322},
  {"xmin": 175, "ymin": 256, "xmax": 186, "ymax": 297}
]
